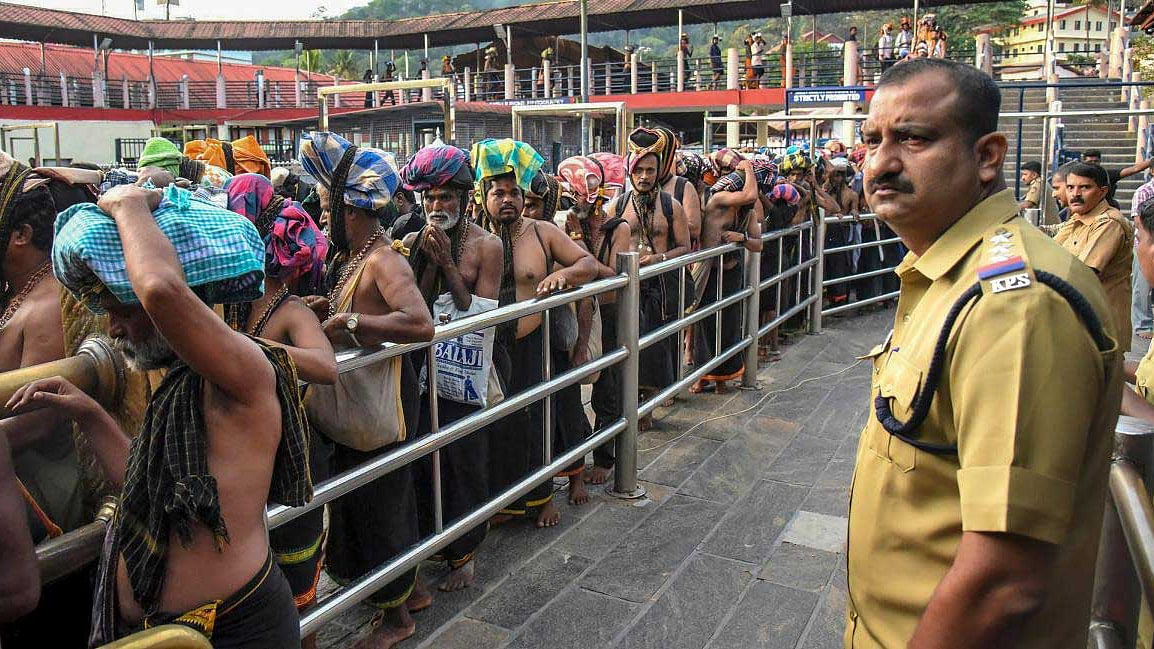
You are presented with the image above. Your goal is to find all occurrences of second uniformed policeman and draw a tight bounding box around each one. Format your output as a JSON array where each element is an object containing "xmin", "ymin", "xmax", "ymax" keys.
[{"xmin": 846, "ymin": 59, "xmax": 1122, "ymax": 649}]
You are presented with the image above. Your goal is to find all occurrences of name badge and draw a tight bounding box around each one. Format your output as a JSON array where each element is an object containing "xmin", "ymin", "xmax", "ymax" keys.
[{"xmin": 989, "ymin": 272, "xmax": 1031, "ymax": 294}]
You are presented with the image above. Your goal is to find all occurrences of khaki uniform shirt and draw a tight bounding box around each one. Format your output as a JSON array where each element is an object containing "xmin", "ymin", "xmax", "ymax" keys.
[
  {"xmin": 1054, "ymin": 199, "xmax": 1134, "ymax": 352},
  {"xmin": 1137, "ymin": 344, "xmax": 1154, "ymax": 403},
  {"xmin": 1023, "ymin": 176, "xmax": 1042, "ymax": 207},
  {"xmin": 845, "ymin": 189, "xmax": 1122, "ymax": 649}
]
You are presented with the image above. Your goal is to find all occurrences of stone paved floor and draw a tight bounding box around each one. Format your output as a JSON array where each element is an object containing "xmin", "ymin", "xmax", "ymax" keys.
[{"xmin": 317, "ymin": 308, "xmax": 893, "ymax": 649}]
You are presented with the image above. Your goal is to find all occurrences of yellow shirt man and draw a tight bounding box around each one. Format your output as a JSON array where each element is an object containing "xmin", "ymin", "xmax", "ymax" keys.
[
  {"xmin": 1053, "ymin": 198, "xmax": 1134, "ymax": 352},
  {"xmin": 1023, "ymin": 176, "xmax": 1042, "ymax": 208},
  {"xmin": 846, "ymin": 189, "xmax": 1122, "ymax": 648}
]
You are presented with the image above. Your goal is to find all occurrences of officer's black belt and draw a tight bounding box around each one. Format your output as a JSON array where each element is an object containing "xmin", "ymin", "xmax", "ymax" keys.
[{"xmin": 873, "ymin": 270, "xmax": 1113, "ymax": 456}]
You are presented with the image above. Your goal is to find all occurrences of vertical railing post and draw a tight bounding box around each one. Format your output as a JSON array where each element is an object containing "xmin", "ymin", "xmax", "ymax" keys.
[
  {"xmin": 741, "ymin": 245, "xmax": 761, "ymax": 390},
  {"xmin": 426, "ymin": 346, "xmax": 443, "ymax": 534},
  {"xmin": 1092, "ymin": 417, "xmax": 1154, "ymax": 649},
  {"xmin": 810, "ymin": 215, "xmax": 825, "ymax": 334},
  {"xmin": 608, "ymin": 252, "xmax": 645, "ymax": 499}
]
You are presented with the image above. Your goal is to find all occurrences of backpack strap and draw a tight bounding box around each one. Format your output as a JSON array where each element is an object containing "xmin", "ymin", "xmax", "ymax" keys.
[
  {"xmin": 674, "ymin": 176, "xmax": 688, "ymax": 206},
  {"xmin": 660, "ymin": 191, "xmax": 675, "ymax": 249},
  {"xmin": 597, "ymin": 217, "xmax": 627, "ymax": 265}
]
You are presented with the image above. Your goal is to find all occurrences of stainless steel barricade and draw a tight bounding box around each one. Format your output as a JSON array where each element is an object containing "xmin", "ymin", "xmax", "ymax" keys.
[{"xmin": 821, "ymin": 213, "xmax": 901, "ymax": 317}]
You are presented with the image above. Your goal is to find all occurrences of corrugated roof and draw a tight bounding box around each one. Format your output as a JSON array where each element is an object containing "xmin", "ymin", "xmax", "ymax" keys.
[
  {"xmin": 0, "ymin": 0, "xmax": 1008, "ymax": 51},
  {"xmin": 0, "ymin": 41, "xmax": 317, "ymax": 82}
]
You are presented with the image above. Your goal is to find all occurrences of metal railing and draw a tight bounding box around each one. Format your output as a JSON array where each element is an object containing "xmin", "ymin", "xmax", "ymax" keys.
[
  {"xmin": 821, "ymin": 213, "xmax": 902, "ymax": 317},
  {"xmin": 29, "ymin": 234, "xmax": 820, "ymax": 638},
  {"xmin": 1090, "ymin": 416, "xmax": 1154, "ymax": 649}
]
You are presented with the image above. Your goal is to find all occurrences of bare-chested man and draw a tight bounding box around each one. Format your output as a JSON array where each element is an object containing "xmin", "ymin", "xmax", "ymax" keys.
[
  {"xmin": 556, "ymin": 155, "xmax": 632, "ymax": 486},
  {"xmin": 299, "ymin": 133, "xmax": 434, "ymax": 649},
  {"xmin": 608, "ymin": 128, "xmax": 691, "ymax": 428},
  {"xmin": 400, "ymin": 145, "xmax": 502, "ymax": 593},
  {"xmin": 472, "ymin": 138, "xmax": 597, "ymax": 529},
  {"xmin": 693, "ymin": 160, "xmax": 764, "ymax": 392},
  {"xmin": 22, "ymin": 182, "xmax": 310, "ymax": 647},
  {"xmin": 223, "ymin": 172, "xmax": 335, "ymax": 649}
]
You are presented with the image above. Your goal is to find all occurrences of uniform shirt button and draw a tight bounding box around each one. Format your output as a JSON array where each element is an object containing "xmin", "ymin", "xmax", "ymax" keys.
[{"xmin": 902, "ymin": 314, "xmax": 911, "ymax": 323}]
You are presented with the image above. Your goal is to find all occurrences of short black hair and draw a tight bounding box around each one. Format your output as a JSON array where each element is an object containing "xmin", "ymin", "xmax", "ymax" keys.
[
  {"xmin": 1065, "ymin": 161, "xmax": 1109, "ymax": 187},
  {"xmin": 1053, "ymin": 160, "xmax": 1078, "ymax": 181},
  {"xmin": 395, "ymin": 187, "xmax": 415, "ymax": 204},
  {"xmin": 1021, "ymin": 161, "xmax": 1042, "ymax": 174},
  {"xmin": 876, "ymin": 58, "xmax": 1001, "ymax": 143},
  {"xmin": 1139, "ymin": 199, "xmax": 1154, "ymax": 235},
  {"xmin": 1083, "ymin": 149, "xmax": 1102, "ymax": 159},
  {"xmin": 3, "ymin": 186, "xmax": 55, "ymax": 253}
]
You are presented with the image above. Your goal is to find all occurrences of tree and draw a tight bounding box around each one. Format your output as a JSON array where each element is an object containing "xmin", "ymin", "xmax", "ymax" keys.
[
  {"xmin": 328, "ymin": 50, "xmax": 360, "ymax": 80},
  {"xmin": 1078, "ymin": 0, "xmax": 1108, "ymax": 54},
  {"xmin": 931, "ymin": 2, "xmax": 1028, "ymax": 41}
]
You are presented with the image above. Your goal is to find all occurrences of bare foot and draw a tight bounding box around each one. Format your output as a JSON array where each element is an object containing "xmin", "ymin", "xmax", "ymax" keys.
[
  {"xmin": 569, "ymin": 473, "xmax": 589, "ymax": 506},
  {"xmin": 408, "ymin": 578, "xmax": 432, "ymax": 613},
  {"xmin": 439, "ymin": 560, "xmax": 475, "ymax": 592},
  {"xmin": 584, "ymin": 465, "xmax": 612, "ymax": 485},
  {"xmin": 302, "ymin": 634, "xmax": 318, "ymax": 649},
  {"xmin": 1140, "ymin": 331, "xmax": 1153, "ymax": 340},
  {"xmin": 660, "ymin": 397, "xmax": 675, "ymax": 408},
  {"xmin": 489, "ymin": 513, "xmax": 514, "ymax": 526},
  {"xmin": 536, "ymin": 500, "xmax": 561, "ymax": 528},
  {"xmin": 689, "ymin": 381, "xmax": 707, "ymax": 394},
  {"xmin": 638, "ymin": 414, "xmax": 654, "ymax": 432},
  {"xmin": 355, "ymin": 606, "xmax": 415, "ymax": 649}
]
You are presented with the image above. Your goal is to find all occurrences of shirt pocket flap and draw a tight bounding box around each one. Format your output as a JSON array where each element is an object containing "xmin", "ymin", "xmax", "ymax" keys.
[{"xmin": 877, "ymin": 352, "xmax": 923, "ymax": 417}]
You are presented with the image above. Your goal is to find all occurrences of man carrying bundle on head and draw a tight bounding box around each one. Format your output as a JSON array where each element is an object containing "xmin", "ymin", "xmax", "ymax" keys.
[
  {"xmin": 606, "ymin": 127, "xmax": 690, "ymax": 429},
  {"xmin": 298, "ymin": 132, "xmax": 435, "ymax": 649},
  {"xmin": 399, "ymin": 144, "xmax": 502, "ymax": 593},
  {"xmin": 692, "ymin": 158, "xmax": 764, "ymax": 393},
  {"xmin": 37, "ymin": 181, "xmax": 310, "ymax": 648},
  {"xmin": 557, "ymin": 156, "xmax": 632, "ymax": 486},
  {"xmin": 185, "ymin": 135, "xmax": 272, "ymax": 178},
  {"xmin": 138, "ymin": 137, "xmax": 233, "ymax": 189},
  {"xmin": 472, "ymin": 138, "xmax": 597, "ymax": 529}
]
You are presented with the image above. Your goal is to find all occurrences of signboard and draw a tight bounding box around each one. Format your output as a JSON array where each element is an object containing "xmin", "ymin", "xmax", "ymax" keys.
[
  {"xmin": 788, "ymin": 87, "xmax": 866, "ymax": 105},
  {"xmin": 488, "ymin": 97, "xmax": 576, "ymax": 107}
]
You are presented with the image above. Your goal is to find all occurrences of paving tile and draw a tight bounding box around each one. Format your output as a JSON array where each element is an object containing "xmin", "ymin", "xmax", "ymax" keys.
[
  {"xmin": 417, "ymin": 618, "xmax": 509, "ymax": 649},
  {"xmin": 504, "ymin": 587, "xmax": 640, "ymax": 649},
  {"xmin": 551, "ymin": 501, "xmax": 652, "ymax": 561},
  {"xmin": 678, "ymin": 421, "xmax": 796, "ymax": 504},
  {"xmin": 581, "ymin": 495, "xmax": 727, "ymax": 603},
  {"xmin": 638, "ymin": 435, "xmax": 723, "ymax": 487},
  {"xmin": 638, "ymin": 426, "xmax": 688, "ymax": 471},
  {"xmin": 706, "ymin": 581, "xmax": 819, "ymax": 649},
  {"xmin": 779, "ymin": 511, "xmax": 847, "ymax": 554},
  {"xmin": 468, "ymin": 548, "xmax": 593, "ymax": 629},
  {"xmin": 758, "ymin": 542, "xmax": 839, "ymax": 592},
  {"xmin": 797, "ymin": 578, "xmax": 850, "ymax": 649},
  {"xmin": 617, "ymin": 553, "xmax": 754, "ymax": 649},
  {"xmin": 800, "ymin": 460, "xmax": 854, "ymax": 519},
  {"xmin": 473, "ymin": 493, "xmax": 597, "ymax": 584},
  {"xmin": 702, "ymin": 479, "xmax": 809, "ymax": 564},
  {"xmin": 763, "ymin": 434, "xmax": 840, "ymax": 486}
]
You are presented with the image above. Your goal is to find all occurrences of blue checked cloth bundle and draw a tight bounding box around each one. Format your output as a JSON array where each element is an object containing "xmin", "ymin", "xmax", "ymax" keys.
[{"xmin": 53, "ymin": 184, "xmax": 265, "ymax": 312}]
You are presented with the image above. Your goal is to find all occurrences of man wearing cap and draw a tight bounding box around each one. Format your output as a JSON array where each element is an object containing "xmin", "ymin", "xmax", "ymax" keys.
[
  {"xmin": 710, "ymin": 35, "xmax": 724, "ymax": 90},
  {"xmin": 751, "ymin": 33, "xmax": 766, "ymax": 88},
  {"xmin": 400, "ymin": 144, "xmax": 502, "ymax": 592},
  {"xmin": 299, "ymin": 131, "xmax": 435, "ymax": 648},
  {"xmin": 1018, "ymin": 161, "xmax": 1043, "ymax": 211}
]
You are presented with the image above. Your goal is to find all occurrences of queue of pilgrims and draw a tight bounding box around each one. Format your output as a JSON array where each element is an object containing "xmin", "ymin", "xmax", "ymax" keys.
[{"xmin": 0, "ymin": 126, "xmax": 886, "ymax": 649}]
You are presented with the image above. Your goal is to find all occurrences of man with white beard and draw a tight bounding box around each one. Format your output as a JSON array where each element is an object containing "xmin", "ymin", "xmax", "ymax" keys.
[{"xmin": 401, "ymin": 145, "xmax": 502, "ymax": 592}]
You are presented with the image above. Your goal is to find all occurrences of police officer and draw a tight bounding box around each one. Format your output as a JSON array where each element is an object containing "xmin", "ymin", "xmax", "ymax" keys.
[
  {"xmin": 1018, "ymin": 160, "xmax": 1042, "ymax": 211},
  {"xmin": 847, "ymin": 59, "xmax": 1122, "ymax": 649}
]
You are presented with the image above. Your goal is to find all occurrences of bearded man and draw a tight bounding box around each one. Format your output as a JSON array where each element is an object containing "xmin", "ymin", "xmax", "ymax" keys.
[
  {"xmin": 557, "ymin": 156, "xmax": 632, "ymax": 485},
  {"xmin": 400, "ymin": 145, "xmax": 502, "ymax": 593},
  {"xmin": 38, "ymin": 182, "xmax": 311, "ymax": 648},
  {"xmin": 300, "ymin": 132, "xmax": 435, "ymax": 649},
  {"xmin": 472, "ymin": 139, "xmax": 597, "ymax": 529},
  {"xmin": 607, "ymin": 128, "xmax": 690, "ymax": 427}
]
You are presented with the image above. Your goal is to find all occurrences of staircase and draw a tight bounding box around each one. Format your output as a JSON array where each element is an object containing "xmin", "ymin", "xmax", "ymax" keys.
[{"xmin": 999, "ymin": 80, "xmax": 1145, "ymax": 212}]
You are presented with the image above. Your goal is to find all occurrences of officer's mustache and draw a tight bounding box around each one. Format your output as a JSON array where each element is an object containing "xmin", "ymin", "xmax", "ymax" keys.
[{"xmin": 867, "ymin": 174, "xmax": 915, "ymax": 194}]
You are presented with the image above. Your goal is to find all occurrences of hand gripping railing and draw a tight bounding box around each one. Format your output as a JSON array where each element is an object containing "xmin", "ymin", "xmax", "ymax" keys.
[{"xmin": 1090, "ymin": 416, "xmax": 1154, "ymax": 649}]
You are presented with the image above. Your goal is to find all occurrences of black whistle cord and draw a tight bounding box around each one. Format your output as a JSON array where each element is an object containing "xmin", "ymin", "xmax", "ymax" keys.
[{"xmin": 873, "ymin": 270, "xmax": 1112, "ymax": 456}]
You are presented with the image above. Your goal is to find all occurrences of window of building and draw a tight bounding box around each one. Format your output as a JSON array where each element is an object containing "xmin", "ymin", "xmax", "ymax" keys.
[
  {"xmin": 1074, "ymin": 43, "xmax": 1080, "ymax": 51},
  {"xmin": 1060, "ymin": 19, "xmax": 1067, "ymax": 29},
  {"xmin": 1059, "ymin": 42, "xmax": 1065, "ymax": 52},
  {"xmin": 1038, "ymin": 23, "xmax": 1044, "ymax": 31},
  {"xmin": 1097, "ymin": 21, "xmax": 1103, "ymax": 31},
  {"xmin": 1037, "ymin": 44, "xmax": 1043, "ymax": 53},
  {"xmin": 1075, "ymin": 20, "xmax": 1081, "ymax": 30},
  {"xmin": 1095, "ymin": 43, "xmax": 1102, "ymax": 52}
]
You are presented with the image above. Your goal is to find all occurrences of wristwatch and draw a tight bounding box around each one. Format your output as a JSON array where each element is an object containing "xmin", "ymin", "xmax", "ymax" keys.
[{"xmin": 346, "ymin": 312, "xmax": 361, "ymax": 347}]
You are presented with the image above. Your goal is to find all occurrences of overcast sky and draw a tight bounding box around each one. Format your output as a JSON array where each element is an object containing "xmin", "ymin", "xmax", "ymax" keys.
[{"xmin": 11, "ymin": 0, "xmax": 370, "ymax": 20}]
